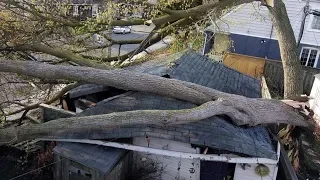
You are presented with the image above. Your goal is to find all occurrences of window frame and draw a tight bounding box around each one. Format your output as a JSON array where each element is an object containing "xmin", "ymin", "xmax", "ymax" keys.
[
  {"xmin": 299, "ymin": 47, "xmax": 320, "ymax": 68},
  {"xmin": 73, "ymin": 5, "xmax": 79, "ymax": 16},
  {"xmin": 307, "ymin": 13, "xmax": 320, "ymax": 32},
  {"xmin": 91, "ymin": 4, "xmax": 99, "ymax": 17}
]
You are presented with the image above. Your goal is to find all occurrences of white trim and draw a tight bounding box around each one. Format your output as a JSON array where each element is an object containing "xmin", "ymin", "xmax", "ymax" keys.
[
  {"xmin": 299, "ymin": 0, "xmax": 320, "ymax": 2},
  {"xmin": 92, "ymin": 4, "xmax": 99, "ymax": 17},
  {"xmin": 299, "ymin": 46, "xmax": 320, "ymax": 68},
  {"xmin": 272, "ymin": 142, "xmax": 281, "ymax": 180},
  {"xmin": 38, "ymin": 138, "xmax": 279, "ymax": 164},
  {"xmin": 229, "ymin": 32, "xmax": 320, "ymax": 46},
  {"xmin": 229, "ymin": 31, "xmax": 276, "ymax": 40},
  {"xmin": 72, "ymin": 5, "xmax": 79, "ymax": 16}
]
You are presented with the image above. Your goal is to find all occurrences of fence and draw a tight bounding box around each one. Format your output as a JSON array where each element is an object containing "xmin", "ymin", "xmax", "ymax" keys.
[
  {"xmin": 264, "ymin": 60, "xmax": 320, "ymax": 96},
  {"xmin": 223, "ymin": 53, "xmax": 265, "ymax": 79},
  {"xmin": 223, "ymin": 53, "xmax": 320, "ymax": 96}
]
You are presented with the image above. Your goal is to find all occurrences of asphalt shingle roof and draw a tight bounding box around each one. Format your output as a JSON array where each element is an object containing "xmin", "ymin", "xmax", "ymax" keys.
[
  {"xmin": 53, "ymin": 142, "xmax": 127, "ymax": 173},
  {"xmin": 169, "ymin": 51, "xmax": 261, "ymax": 97},
  {"xmin": 73, "ymin": 91, "xmax": 276, "ymax": 159},
  {"xmin": 49, "ymin": 50, "xmax": 276, "ymax": 160}
]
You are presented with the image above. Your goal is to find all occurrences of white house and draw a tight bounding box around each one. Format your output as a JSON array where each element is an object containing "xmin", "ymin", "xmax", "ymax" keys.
[{"xmin": 212, "ymin": 0, "xmax": 320, "ymax": 68}]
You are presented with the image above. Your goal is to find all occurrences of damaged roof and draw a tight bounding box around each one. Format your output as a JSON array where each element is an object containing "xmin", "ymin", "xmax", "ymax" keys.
[
  {"xmin": 54, "ymin": 142, "xmax": 127, "ymax": 174},
  {"xmin": 49, "ymin": 50, "xmax": 276, "ymax": 160},
  {"xmin": 127, "ymin": 50, "xmax": 261, "ymax": 98}
]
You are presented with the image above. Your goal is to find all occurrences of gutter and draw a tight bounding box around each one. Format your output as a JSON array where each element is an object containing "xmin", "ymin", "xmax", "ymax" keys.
[{"xmin": 38, "ymin": 138, "xmax": 279, "ymax": 164}]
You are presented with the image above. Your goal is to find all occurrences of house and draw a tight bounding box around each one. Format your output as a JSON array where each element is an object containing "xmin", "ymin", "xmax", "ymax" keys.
[
  {"xmin": 42, "ymin": 51, "xmax": 280, "ymax": 180},
  {"xmin": 207, "ymin": 0, "xmax": 320, "ymax": 68},
  {"xmin": 68, "ymin": 0, "xmax": 103, "ymax": 20},
  {"xmin": 68, "ymin": 0, "xmax": 145, "ymax": 20}
]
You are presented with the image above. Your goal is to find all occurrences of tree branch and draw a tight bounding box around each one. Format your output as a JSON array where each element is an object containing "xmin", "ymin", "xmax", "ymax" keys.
[
  {"xmin": 14, "ymin": 44, "xmax": 112, "ymax": 69},
  {"xmin": 5, "ymin": 82, "xmax": 82, "ymax": 116},
  {"xmin": 0, "ymin": 60, "xmax": 312, "ymax": 128},
  {"xmin": 0, "ymin": 101, "xmax": 219, "ymax": 144}
]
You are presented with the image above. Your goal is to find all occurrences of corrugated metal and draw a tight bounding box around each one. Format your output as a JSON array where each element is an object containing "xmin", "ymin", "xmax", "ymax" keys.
[{"xmin": 132, "ymin": 137, "xmax": 200, "ymax": 180}]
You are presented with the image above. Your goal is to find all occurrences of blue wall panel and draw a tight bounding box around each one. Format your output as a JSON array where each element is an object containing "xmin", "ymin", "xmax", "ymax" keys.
[{"xmin": 230, "ymin": 33, "xmax": 320, "ymax": 69}]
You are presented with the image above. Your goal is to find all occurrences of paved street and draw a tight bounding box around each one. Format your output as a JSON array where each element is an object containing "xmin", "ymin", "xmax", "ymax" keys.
[
  {"xmin": 107, "ymin": 25, "xmax": 155, "ymax": 56},
  {"xmin": 31, "ymin": 25, "xmax": 155, "ymax": 62}
]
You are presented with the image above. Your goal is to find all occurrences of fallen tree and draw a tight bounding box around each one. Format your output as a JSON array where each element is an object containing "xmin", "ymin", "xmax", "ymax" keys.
[
  {"xmin": 1, "ymin": 0, "xmax": 302, "ymax": 99},
  {"xmin": 0, "ymin": 60, "xmax": 312, "ymax": 144}
]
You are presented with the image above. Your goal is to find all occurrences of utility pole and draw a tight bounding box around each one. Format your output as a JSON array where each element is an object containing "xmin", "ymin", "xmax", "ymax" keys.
[
  {"xmin": 297, "ymin": 0, "xmax": 309, "ymax": 48},
  {"xmin": 297, "ymin": 0, "xmax": 320, "ymax": 48}
]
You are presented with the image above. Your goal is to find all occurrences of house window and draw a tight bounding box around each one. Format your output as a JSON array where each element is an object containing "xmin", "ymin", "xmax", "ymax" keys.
[
  {"xmin": 300, "ymin": 47, "xmax": 319, "ymax": 67},
  {"xmin": 73, "ymin": 5, "xmax": 79, "ymax": 16},
  {"xmin": 310, "ymin": 15, "xmax": 320, "ymax": 30},
  {"xmin": 92, "ymin": 4, "xmax": 99, "ymax": 17}
]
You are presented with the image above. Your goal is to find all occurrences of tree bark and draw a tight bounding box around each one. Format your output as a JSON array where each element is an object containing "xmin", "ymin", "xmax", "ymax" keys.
[
  {"xmin": 16, "ymin": 44, "xmax": 112, "ymax": 69},
  {"xmin": 268, "ymin": 0, "xmax": 303, "ymax": 99},
  {"xmin": 5, "ymin": 82, "xmax": 82, "ymax": 116},
  {"xmin": 0, "ymin": 60, "xmax": 311, "ymax": 129},
  {"xmin": 0, "ymin": 101, "xmax": 217, "ymax": 144}
]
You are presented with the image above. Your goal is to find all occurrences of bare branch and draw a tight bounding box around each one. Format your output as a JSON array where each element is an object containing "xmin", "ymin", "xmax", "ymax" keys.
[
  {"xmin": 4, "ymin": 82, "xmax": 81, "ymax": 116},
  {"xmin": 15, "ymin": 44, "xmax": 113, "ymax": 69},
  {"xmin": 81, "ymin": 51, "xmax": 134, "ymax": 62}
]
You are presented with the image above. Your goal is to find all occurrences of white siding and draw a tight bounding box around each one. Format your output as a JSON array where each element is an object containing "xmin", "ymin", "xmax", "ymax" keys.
[
  {"xmin": 309, "ymin": 74, "xmax": 320, "ymax": 122},
  {"xmin": 219, "ymin": 0, "xmax": 320, "ymax": 46},
  {"xmin": 132, "ymin": 137, "xmax": 200, "ymax": 180},
  {"xmin": 219, "ymin": 2, "xmax": 273, "ymax": 38},
  {"xmin": 234, "ymin": 163, "xmax": 278, "ymax": 180},
  {"xmin": 302, "ymin": 2, "xmax": 320, "ymax": 46}
]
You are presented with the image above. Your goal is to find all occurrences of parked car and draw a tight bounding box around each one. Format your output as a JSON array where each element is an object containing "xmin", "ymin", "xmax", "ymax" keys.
[{"xmin": 112, "ymin": 26, "xmax": 132, "ymax": 34}]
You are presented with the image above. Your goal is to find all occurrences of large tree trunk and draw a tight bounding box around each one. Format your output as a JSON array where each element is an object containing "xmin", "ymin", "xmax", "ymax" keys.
[
  {"xmin": 268, "ymin": 0, "xmax": 303, "ymax": 99},
  {"xmin": 0, "ymin": 98, "xmax": 309, "ymax": 144},
  {"xmin": 0, "ymin": 60, "xmax": 311, "ymax": 133}
]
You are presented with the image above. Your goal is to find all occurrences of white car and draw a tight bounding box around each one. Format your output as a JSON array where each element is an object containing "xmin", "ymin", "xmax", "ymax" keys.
[{"xmin": 112, "ymin": 26, "xmax": 132, "ymax": 34}]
